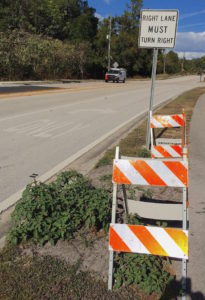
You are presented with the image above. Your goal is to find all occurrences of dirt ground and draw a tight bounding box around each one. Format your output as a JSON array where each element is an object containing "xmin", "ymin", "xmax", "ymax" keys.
[{"xmin": 26, "ymin": 235, "xmax": 109, "ymax": 282}]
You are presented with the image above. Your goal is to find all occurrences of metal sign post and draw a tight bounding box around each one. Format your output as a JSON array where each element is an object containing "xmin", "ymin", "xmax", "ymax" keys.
[
  {"xmin": 146, "ymin": 48, "xmax": 158, "ymax": 149},
  {"xmin": 107, "ymin": 14, "xmax": 112, "ymax": 71},
  {"xmin": 138, "ymin": 9, "xmax": 178, "ymax": 150}
]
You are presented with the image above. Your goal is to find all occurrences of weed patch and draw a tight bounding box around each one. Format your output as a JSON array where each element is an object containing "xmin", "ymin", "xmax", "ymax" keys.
[
  {"xmin": 114, "ymin": 253, "xmax": 173, "ymax": 294},
  {"xmin": 8, "ymin": 171, "xmax": 111, "ymax": 246}
]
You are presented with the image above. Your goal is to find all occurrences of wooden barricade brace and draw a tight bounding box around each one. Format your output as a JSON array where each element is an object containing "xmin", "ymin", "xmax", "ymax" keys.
[
  {"xmin": 108, "ymin": 147, "xmax": 189, "ymax": 299},
  {"xmin": 150, "ymin": 110, "xmax": 186, "ymax": 158}
]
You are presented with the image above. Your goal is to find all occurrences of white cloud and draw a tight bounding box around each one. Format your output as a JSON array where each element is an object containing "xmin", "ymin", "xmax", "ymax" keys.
[
  {"xmin": 176, "ymin": 51, "xmax": 205, "ymax": 60},
  {"xmin": 180, "ymin": 9, "xmax": 205, "ymax": 20},
  {"xmin": 174, "ymin": 31, "xmax": 205, "ymax": 59},
  {"xmin": 95, "ymin": 12, "xmax": 104, "ymax": 21},
  {"xmin": 175, "ymin": 31, "xmax": 205, "ymax": 53},
  {"xmin": 179, "ymin": 22, "xmax": 205, "ymax": 30},
  {"xmin": 104, "ymin": 0, "xmax": 111, "ymax": 4}
]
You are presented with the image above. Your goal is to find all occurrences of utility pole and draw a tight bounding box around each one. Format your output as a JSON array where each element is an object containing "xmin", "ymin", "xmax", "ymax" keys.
[{"xmin": 107, "ymin": 14, "xmax": 112, "ymax": 71}]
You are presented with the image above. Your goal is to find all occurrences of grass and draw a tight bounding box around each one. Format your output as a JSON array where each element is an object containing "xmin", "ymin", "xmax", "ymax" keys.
[
  {"xmin": 99, "ymin": 174, "xmax": 112, "ymax": 182},
  {"xmin": 96, "ymin": 87, "xmax": 205, "ymax": 167},
  {"xmin": 0, "ymin": 244, "xmax": 143, "ymax": 300}
]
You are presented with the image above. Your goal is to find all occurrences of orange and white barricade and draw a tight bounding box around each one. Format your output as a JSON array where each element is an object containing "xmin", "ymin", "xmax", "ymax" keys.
[
  {"xmin": 109, "ymin": 224, "xmax": 188, "ymax": 260},
  {"xmin": 150, "ymin": 110, "xmax": 187, "ymax": 159},
  {"xmin": 108, "ymin": 147, "xmax": 188, "ymax": 299}
]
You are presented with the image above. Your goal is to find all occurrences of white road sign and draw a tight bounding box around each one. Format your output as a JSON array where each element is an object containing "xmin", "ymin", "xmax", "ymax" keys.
[
  {"xmin": 139, "ymin": 10, "xmax": 178, "ymax": 49},
  {"xmin": 113, "ymin": 62, "xmax": 119, "ymax": 68}
]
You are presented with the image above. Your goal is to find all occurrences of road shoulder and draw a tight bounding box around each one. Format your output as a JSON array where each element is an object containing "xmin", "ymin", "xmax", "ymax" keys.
[{"xmin": 188, "ymin": 93, "xmax": 205, "ymax": 298}]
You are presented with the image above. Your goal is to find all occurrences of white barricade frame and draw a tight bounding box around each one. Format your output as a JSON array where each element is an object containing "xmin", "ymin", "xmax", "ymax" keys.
[{"xmin": 108, "ymin": 146, "xmax": 188, "ymax": 299}]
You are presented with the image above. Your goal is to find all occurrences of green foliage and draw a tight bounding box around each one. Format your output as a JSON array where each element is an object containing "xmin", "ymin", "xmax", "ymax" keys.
[
  {"xmin": 0, "ymin": 0, "xmax": 98, "ymax": 42},
  {"xmin": 128, "ymin": 187, "xmax": 136, "ymax": 200},
  {"xmin": 137, "ymin": 147, "xmax": 151, "ymax": 158},
  {"xmin": 0, "ymin": 0, "xmax": 196, "ymax": 80},
  {"xmin": 141, "ymin": 188, "xmax": 153, "ymax": 200},
  {"xmin": 8, "ymin": 171, "xmax": 111, "ymax": 246},
  {"xmin": 96, "ymin": 0, "xmax": 152, "ymax": 77},
  {"xmin": 156, "ymin": 221, "xmax": 168, "ymax": 228},
  {"xmin": 114, "ymin": 212, "xmax": 172, "ymax": 294},
  {"xmin": 0, "ymin": 31, "xmax": 94, "ymax": 80},
  {"xmin": 96, "ymin": 149, "xmax": 115, "ymax": 168},
  {"xmin": 99, "ymin": 174, "xmax": 112, "ymax": 182},
  {"xmin": 127, "ymin": 213, "xmax": 141, "ymax": 225},
  {"xmin": 114, "ymin": 253, "xmax": 173, "ymax": 294}
]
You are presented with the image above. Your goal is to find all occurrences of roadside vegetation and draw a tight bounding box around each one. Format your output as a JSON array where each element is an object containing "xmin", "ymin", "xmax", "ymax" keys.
[
  {"xmin": 1, "ymin": 170, "xmax": 173, "ymax": 299},
  {"xmin": 0, "ymin": 0, "xmax": 204, "ymax": 80},
  {"xmin": 8, "ymin": 171, "xmax": 111, "ymax": 246}
]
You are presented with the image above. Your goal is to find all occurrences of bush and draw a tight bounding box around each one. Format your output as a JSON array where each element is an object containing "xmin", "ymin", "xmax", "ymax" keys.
[
  {"xmin": 0, "ymin": 31, "xmax": 94, "ymax": 80},
  {"xmin": 8, "ymin": 171, "xmax": 111, "ymax": 246},
  {"xmin": 114, "ymin": 253, "xmax": 173, "ymax": 294},
  {"xmin": 137, "ymin": 147, "xmax": 151, "ymax": 158}
]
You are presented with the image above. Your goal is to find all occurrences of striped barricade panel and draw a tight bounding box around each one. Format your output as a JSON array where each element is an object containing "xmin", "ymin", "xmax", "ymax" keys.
[
  {"xmin": 113, "ymin": 159, "xmax": 188, "ymax": 187},
  {"xmin": 151, "ymin": 114, "xmax": 184, "ymax": 128},
  {"xmin": 151, "ymin": 145, "xmax": 182, "ymax": 158},
  {"xmin": 109, "ymin": 224, "xmax": 188, "ymax": 260}
]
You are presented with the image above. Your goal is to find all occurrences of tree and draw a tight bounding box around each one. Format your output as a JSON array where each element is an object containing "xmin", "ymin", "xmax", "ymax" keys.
[
  {"xmin": 165, "ymin": 51, "xmax": 180, "ymax": 74},
  {"xmin": 96, "ymin": 0, "xmax": 152, "ymax": 77},
  {"xmin": 0, "ymin": 0, "xmax": 98, "ymax": 42}
]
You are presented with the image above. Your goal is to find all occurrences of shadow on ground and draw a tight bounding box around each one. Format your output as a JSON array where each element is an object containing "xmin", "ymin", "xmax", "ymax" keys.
[
  {"xmin": 161, "ymin": 277, "xmax": 205, "ymax": 300},
  {"xmin": 0, "ymin": 86, "xmax": 61, "ymax": 94}
]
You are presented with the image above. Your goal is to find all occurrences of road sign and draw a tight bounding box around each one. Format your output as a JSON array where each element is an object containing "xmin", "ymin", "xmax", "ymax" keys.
[
  {"xmin": 113, "ymin": 62, "xmax": 119, "ymax": 68},
  {"xmin": 140, "ymin": 10, "xmax": 179, "ymax": 148},
  {"xmin": 139, "ymin": 10, "xmax": 178, "ymax": 49}
]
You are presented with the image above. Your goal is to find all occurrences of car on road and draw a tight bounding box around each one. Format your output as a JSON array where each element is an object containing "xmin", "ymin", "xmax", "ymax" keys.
[{"xmin": 105, "ymin": 68, "xmax": 126, "ymax": 83}]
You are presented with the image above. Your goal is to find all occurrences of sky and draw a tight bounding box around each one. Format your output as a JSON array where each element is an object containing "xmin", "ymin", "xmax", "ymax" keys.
[{"xmin": 88, "ymin": 0, "xmax": 205, "ymax": 59}]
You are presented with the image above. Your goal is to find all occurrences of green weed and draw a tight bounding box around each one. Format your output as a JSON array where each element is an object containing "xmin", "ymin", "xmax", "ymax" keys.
[
  {"xmin": 137, "ymin": 148, "xmax": 151, "ymax": 158},
  {"xmin": 99, "ymin": 174, "xmax": 112, "ymax": 182},
  {"xmin": 114, "ymin": 253, "xmax": 173, "ymax": 294},
  {"xmin": 8, "ymin": 171, "xmax": 111, "ymax": 246}
]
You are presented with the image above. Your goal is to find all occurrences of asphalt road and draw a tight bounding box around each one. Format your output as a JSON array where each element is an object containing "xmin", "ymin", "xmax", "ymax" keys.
[{"xmin": 0, "ymin": 76, "xmax": 202, "ymax": 205}]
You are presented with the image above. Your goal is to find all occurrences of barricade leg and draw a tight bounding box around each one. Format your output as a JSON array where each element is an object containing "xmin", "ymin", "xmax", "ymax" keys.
[
  {"xmin": 182, "ymin": 259, "xmax": 187, "ymax": 300},
  {"xmin": 108, "ymin": 250, "xmax": 114, "ymax": 290},
  {"xmin": 182, "ymin": 186, "xmax": 188, "ymax": 299},
  {"xmin": 108, "ymin": 147, "xmax": 119, "ymax": 290}
]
